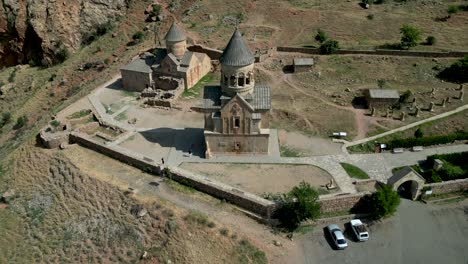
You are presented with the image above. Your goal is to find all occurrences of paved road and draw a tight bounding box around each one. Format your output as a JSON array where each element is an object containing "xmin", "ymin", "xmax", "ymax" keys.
[{"xmin": 299, "ymin": 199, "xmax": 468, "ymax": 264}]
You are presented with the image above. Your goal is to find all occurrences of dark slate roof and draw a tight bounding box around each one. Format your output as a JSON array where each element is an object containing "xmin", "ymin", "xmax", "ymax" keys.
[
  {"xmin": 388, "ymin": 166, "xmax": 425, "ymax": 186},
  {"xmin": 164, "ymin": 23, "xmax": 186, "ymax": 42},
  {"xmin": 181, "ymin": 52, "xmax": 194, "ymax": 66},
  {"xmin": 120, "ymin": 56, "xmax": 155, "ymax": 73},
  {"xmin": 203, "ymin": 86, "xmax": 222, "ymax": 109},
  {"xmin": 252, "ymin": 86, "xmax": 271, "ymax": 110},
  {"xmin": 220, "ymin": 29, "xmax": 255, "ymax": 66}
]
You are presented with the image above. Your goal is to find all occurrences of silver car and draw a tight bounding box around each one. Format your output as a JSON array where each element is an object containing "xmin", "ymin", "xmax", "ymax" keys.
[{"xmin": 326, "ymin": 224, "xmax": 348, "ymax": 249}]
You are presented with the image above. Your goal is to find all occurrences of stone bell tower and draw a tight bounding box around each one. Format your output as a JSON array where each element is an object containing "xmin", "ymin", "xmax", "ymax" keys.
[
  {"xmin": 220, "ymin": 29, "xmax": 255, "ymax": 96},
  {"xmin": 164, "ymin": 22, "xmax": 187, "ymax": 59}
]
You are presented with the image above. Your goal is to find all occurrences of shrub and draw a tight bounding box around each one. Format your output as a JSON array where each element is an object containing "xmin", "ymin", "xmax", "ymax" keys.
[
  {"xmin": 366, "ymin": 14, "xmax": 374, "ymax": 20},
  {"xmin": 319, "ymin": 40, "xmax": 340, "ymax": 55},
  {"xmin": 400, "ymin": 24, "xmax": 422, "ymax": 49},
  {"xmin": 0, "ymin": 112, "xmax": 12, "ymax": 128},
  {"xmin": 315, "ymin": 29, "xmax": 327, "ymax": 43},
  {"xmin": 399, "ymin": 89, "xmax": 412, "ymax": 102},
  {"xmin": 447, "ymin": 6, "xmax": 459, "ymax": 14},
  {"xmin": 13, "ymin": 115, "xmax": 27, "ymax": 130},
  {"xmin": 425, "ymin": 36, "xmax": 436, "ymax": 45},
  {"xmin": 150, "ymin": 4, "xmax": 161, "ymax": 16},
  {"xmin": 437, "ymin": 55, "xmax": 468, "ymax": 83},
  {"xmin": 50, "ymin": 120, "xmax": 61, "ymax": 127},
  {"xmin": 386, "ymin": 132, "xmax": 468, "ymax": 149},
  {"xmin": 439, "ymin": 163, "xmax": 465, "ymax": 180},
  {"xmin": 132, "ymin": 31, "xmax": 144, "ymax": 43},
  {"xmin": 55, "ymin": 47, "xmax": 70, "ymax": 64},
  {"xmin": 219, "ymin": 228, "xmax": 229, "ymax": 236},
  {"xmin": 414, "ymin": 128, "xmax": 423, "ymax": 138},
  {"xmin": 366, "ymin": 185, "xmax": 400, "ymax": 219},
  {"xmin": 424, "ymin": 170, "xmax": 442, "ymax": 183},
  {"xmin": 276, "ymin": 181, "xmax": 320, "ymax": 230}
]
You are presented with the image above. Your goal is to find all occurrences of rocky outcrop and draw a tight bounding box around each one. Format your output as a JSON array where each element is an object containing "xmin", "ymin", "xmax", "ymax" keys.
[{"xmin": 0, "ymin": 0, "xmax": 129, "ymax": 67}]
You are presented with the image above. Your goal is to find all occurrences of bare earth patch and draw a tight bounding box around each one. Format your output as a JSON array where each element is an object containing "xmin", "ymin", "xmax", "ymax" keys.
[{"xmin": 179, "ymin": 162, "xmax": 336, "ymax": 195}]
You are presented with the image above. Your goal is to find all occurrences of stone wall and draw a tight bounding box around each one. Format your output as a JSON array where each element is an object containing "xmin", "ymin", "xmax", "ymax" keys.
[
  {"xmin": 277, "ymin": 47, "xmax": 468, "ymax": 58},
  {"xmin": 424, "ymin": 178, "xmax": 468, "ymax": 195},
  {"xmin": 68, "ymin": 132, "xmax": 276, "ymax": 218},
  {"xmin": 319, "ymin": 193, "xmax": 368, "ymax": 213},
  {"xmin": 205, "ymin": 132, "xmax": 270, "ymax": 158},
  {"xmin": 121, "ymin": 69, "xmax": 152, "ymax": 92},
  {"xmin": 188, "ymin": 45, "xmax": 223, "ymax": 60}
]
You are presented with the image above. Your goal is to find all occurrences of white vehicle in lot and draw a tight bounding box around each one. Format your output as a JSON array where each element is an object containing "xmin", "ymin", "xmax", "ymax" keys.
[
  {"xmin": 350, "ymin": 219, "xmax": 369, "ymax": 241},
  {"xmin": 326, "ymin": 224, "xmax": 348, "ymax": 249}
]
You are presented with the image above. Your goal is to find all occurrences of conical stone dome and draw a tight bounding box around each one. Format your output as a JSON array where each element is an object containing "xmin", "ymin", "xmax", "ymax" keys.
[
  {"xmin": 220, "ymin": 29, "xmax": 255, "ymax": 67},
  {"xmin": 164, "ymin": 22, "xmax": 186, "ymax": 42}
]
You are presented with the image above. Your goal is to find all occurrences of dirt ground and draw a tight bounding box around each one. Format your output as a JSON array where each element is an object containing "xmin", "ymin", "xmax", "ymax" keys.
[
  {"xmin": 278, "ymin": 130, "xmax": 343, "ymax": 156},
  {"xmin": 179, "ymin": 162, "xmax": 336, "ymax": 195}
]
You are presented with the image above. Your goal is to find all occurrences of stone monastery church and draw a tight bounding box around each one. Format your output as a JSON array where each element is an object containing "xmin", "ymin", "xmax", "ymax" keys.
[{"xmin": 200, "ymin": 29, "xmax": 271, "ymax": 158}]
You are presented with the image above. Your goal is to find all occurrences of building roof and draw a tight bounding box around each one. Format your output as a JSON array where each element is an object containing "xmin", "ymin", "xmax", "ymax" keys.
[
  {"xmin": 220, "ymin": 29, "xmax": 255, "ymax": 67},
  {"xmin": 252, "ymin": 86, "xmax": 271, "ymax": 110},
  {"xmin": 388, "ymin": 166, "xmax": 425, "ymax": 186},
  {"xmin": 202, "ymin": 85, "xmax": 271, "ymax": 111},
  {"xmin": 164, "ymin": 22, "xmax": 186, "ymax": 42},
  {"xmin": 294, "ymin": 58, "xmax": 315, "ymax": 66},
  {"xmin": 120, "ymin": 56, "xmax": 155, "ymax": 73},
  {"xmin": 368, "ymin": 89, "xmax": 400, "ymax": 99}
]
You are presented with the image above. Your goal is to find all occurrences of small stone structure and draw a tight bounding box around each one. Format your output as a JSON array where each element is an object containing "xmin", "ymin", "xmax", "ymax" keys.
[
  {"xmin": 387, "ymin": 166, "xmax": 425, "ymax": 200},
  {"xmin": 429, "ymin": 101, "xmax": 435, "ymax": 112},
  {"xmin": 433, "ymin": 159, "xmax": 444, "ymax": 171},
  {"xmin": 365, "ymin": 89, "xmax": 400, "ymax": 108},
  {"xmin": 293, "ymin": 58, "xmax": 315, "ymax": 73},
  {"xmin": 198, "ymin": 29, "xmax": 271, "ymax": 158},
  {"xmin": 39, "ymin": 122, "xmax": 71, "ymax": 149},
  {"xmin": 120, "ymin": 23, "xmax": 211, "ymax": 94}
]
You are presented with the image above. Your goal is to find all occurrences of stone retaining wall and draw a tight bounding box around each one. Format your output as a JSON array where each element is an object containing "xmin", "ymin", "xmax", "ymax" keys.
[
  {"xmin": 277, "ymin": 47, "xmax": 468, "ymax": 58},
  {"xmin": 319, "ymin": 193, "xmax": 368, "ymax": 213},
  {"xmin": 424, "ymin": 178, "xmax": 468, "ymax": 195}
]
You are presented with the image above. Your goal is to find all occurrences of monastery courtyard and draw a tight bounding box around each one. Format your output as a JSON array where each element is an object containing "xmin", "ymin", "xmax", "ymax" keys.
[{"xmin": 57, "ymin": 75, "xmax": 468, "ymax": 197}]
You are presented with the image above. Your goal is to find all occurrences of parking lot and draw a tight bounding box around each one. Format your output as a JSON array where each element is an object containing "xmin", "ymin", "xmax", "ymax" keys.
[{"xmin": 299, "ymin": 199, "xmax": 468, "ymax": 264}]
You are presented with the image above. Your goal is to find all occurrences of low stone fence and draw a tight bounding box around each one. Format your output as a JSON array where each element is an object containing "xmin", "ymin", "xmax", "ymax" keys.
[
  {"xmin": 188, "ymin": 45, "xmax": 223, "ymax": 60},
  {"xmin": 424, "ymin": 178, "xmax": 468, "ymax": 195},
  {"xmin": 277, "ymin": 46, "xmax": 468, "ymax": 58},
  {"xmin": 319, "ymin": 192, "xmax": 369, "ymax": 213},
  {"xmin": 69, "ymin": 132, "xmax": 277, "ymax": 218}
]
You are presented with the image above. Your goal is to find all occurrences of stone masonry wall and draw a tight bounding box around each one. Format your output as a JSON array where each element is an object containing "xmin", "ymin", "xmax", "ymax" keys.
[
  {"xmin": 319, "ymin": 193, "xmax": 368, "ymax": 213},
  {"xmin": 424, "ymin": 178, "xmax": 468, "ymax": 195},
  {"xmin": 277, "ymin": 47, "xmax": 468, "ymax": 58},
  {"xmin": 188, "ymin": 45, "xmax": 223, "ymax": 60}
]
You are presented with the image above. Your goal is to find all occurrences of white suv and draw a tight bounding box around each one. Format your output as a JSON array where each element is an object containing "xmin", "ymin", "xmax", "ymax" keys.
[{"xmin": 326, "ymin": 224, "xmax": 348, "ymax": 249}]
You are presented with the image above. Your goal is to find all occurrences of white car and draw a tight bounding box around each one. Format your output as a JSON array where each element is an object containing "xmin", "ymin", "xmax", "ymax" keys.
[
  {"xmin": 350, "ymin": 219, "xmax": 369, "ymax": 241},
  {"xmin": 326, "ymin": 224, "xmax": 348, "ymax": 249}
]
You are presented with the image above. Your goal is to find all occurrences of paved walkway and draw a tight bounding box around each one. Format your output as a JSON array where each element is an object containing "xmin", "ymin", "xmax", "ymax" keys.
[{"xmin": 346, "ymin": 103, "xmax": 468, "ymax": 147}]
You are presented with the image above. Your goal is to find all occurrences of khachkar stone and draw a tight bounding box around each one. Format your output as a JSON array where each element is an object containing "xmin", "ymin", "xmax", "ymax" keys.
[
  {"xmin": 370, "ymin": 107, "xmax": 376, "ymax": 116},
  {"xmin": 441, "ymin": 98, "xmax": 446, "ymax": 107},
  {"xmin": 431, "ymin": 87, "xmax": 436, "ymax": 97},
  {"xmin": 415, "ymin": 106, "xmax": 420, "ymax": 117},
  {"xmin": 459, "ymin": 89, "xmax": 464, "ymax": 101},
  {"xmin": 446, "ymin": 96, "xmax": 451, "ymax": 103},
  {"xmin": 459, "ymin": 84, "xmax": 464, "ymax": 91},
  {"xmin": 400, "ymin": 112, "xmax": 406, "ymax": 121},
  {"xmin": 386, "ymin": 109, "xmax": 390, "ymax": 118},
  {"xmin": 429, "ymin": 101, "xmax": 435, "ymax": 112}
]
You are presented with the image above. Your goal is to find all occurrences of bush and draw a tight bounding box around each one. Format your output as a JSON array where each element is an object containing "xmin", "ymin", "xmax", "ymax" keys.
[
  {"xmin": 13, "ymin": 116, "xmax": 27, "ymax": 130},
  {"xmin": 315, "ymin": 29, "xmax": 327, "ymax": 43},
  {"xmin": 439, "ymin": 163, "xmax": 465, "ymax": 180},
  {"xmin": 55, "ymin": 47, "xmax": 70, "ymax": 64},
  {"xmin": 276, "ymin": 181, "xmax": 320, "ymax": 230},
  {"xmin": 424, "ymin": 170, "xmax": 442, "ymax": 183},
  {"xmin": 414, "ymin": 128, "xmax": 423, "ymax": 138},
  {"xmin": 386, "ymin": 131, "xmax": 468, "ymax": 149},
  {"xmin": 132, "ymin": 31, "xmax": 144, "ymax": 43},
  {"xmin": 447, "ymin": 6, "xmax": 459, "ymax": 14},
  {"xmin": 425, "ymin": 36, "xmax": 436, "ymax": 45},
  {"xmin": 0, "ymin": 112, "xmax": 12, "ymax": 128},
  {"xmin": 319, "ymin": 40, "xmax": 340, "ymax": 55},
  {"xmin": 400, "ymin": 24, "xmax": 422, "ymax": 49},
  {"xmin": 366, "ymin": 185, "xmax": 400, "ymax": 219},
  {"xmin": 150, "ymin": 4, "xmax": 161, "ymax": 16},
  {"xmin": 437, "ymin": 56, "xmax": 468, "ymax": 83}
]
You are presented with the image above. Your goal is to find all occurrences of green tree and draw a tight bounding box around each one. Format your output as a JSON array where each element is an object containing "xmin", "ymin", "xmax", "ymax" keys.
[
  {"xmin": 319, "ymin": 40, "xmax": 340, "ymax": 55},
  {"xmin": 0, "ymin": 112, "xmax": 12, "ymax": 128},
  {"xmin": 414, "ymin": 128, "xmax": 424, "ymax": 138},
  {"xmin": 132, "ymin": 31, "xmax": 145, "ymax": 43},
  {"xmin": 400, "ymin": 24, "xmax": 422, "ymax": 49},
  {"xmin": 366, "ymin": 185, "xmax": 400, "ymax": 219},
  {"xmin": 425, "ymin": 36, "xmax": 436, "ymax": 45},
  {"xmin": 437, "ymin": 56, "xmax": 468, "ymax": 83},
  {"xmin": 315, "ymin": 29, "xmax": 327, "ymax": 43},
  {"xmin": 13, "ymin": 115, "xmax": 27, "ymax": 130},
  {"xmin": 276, "ymin": 181, "xmax": 321, "ymax": 230}
]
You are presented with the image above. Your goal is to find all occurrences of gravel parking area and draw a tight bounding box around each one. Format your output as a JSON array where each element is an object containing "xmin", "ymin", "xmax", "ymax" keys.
[{"xmin": 299, "ymin": 199, "xmax": 468, "ymax": 264}]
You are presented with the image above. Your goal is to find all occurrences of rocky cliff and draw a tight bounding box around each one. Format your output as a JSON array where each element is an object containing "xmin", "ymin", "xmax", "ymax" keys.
[{"xmin": 0, "ymin": 0, "xmax": 129, "ymax": 67}]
